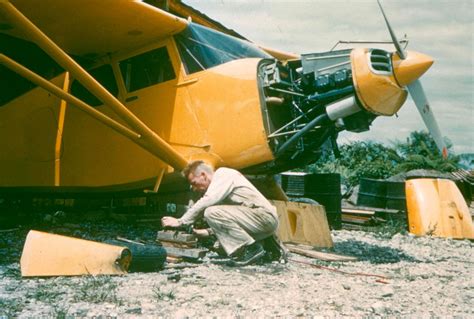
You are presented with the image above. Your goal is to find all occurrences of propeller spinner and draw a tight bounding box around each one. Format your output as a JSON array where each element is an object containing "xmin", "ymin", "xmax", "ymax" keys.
[{"xmin": 377, "ymin": 0, "xmax": 448, "ymax": 158}]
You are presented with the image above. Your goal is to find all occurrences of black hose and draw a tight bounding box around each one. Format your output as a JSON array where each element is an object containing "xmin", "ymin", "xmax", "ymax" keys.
[
  {"xmin": 307, "ymin": 86, "xmax": 354, "ymax": 103},
  {"xmin": 275, "ymin": 113, "xmax": 330, "ymax": 157}
]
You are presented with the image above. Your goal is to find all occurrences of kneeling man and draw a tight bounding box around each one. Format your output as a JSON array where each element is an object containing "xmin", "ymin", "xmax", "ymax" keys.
[{"xmin": 162, "ymin": 160, "xmax": 279, "ymax": 266}]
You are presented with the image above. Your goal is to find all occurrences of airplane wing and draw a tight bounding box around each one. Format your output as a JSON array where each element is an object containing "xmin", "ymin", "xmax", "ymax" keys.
[{"xmin": 0, "ymin": 0, "xmax": 188, "ymax": 57}]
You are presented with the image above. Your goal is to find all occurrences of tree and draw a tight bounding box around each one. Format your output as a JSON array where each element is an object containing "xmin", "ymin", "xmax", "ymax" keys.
[{"xmin": 392, "ymin": 131, "xmax": 459, "ymax": 173}]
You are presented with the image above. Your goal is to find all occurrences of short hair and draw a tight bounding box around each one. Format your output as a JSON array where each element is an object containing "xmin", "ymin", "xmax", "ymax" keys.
[{"xmin": 182, "ymin": 160, "xmax": 214, "ymax": 178}]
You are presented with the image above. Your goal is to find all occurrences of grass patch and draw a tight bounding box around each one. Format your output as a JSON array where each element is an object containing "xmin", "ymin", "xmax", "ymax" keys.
[
  {"xmin": 153, "ymin": 286, "xmax": 176, "ymax": 302},
  {"xmin": 50, "ymin": 305, "xmax": 69, "ymax": 319},
  {"xmin": 31, "ymin": 282, "xmax": 64, "ymax": 303},
  {"xmin": 0, "ymin": 298, "xmax": 24, "ymax": 317},
  {"xmin": 370, "ymin": 219, "xmax": 407, "ymax": 239},
  {"xmin": 1, "ymin": 265, "xmax": 21, "ymax": 279},
  {"xmin": 23, "ymin": 280, "xmax": 67, "ymax": 305},
  {"xmin": 73, "ymin": 276, "xmax": 122, "ymax": 305}
]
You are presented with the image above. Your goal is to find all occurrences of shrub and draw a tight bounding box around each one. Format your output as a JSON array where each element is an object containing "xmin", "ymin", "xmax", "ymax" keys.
[{"xmin": 307, "ymin": 130, "xmax": 459, "ymax": 187}]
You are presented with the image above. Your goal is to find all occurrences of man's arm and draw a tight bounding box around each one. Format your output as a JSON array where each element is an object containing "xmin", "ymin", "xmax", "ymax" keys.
[
  {"xmin": 161, "ymin": 169, "xmax": 238, "ymax": 228},
  {"xmin": 178, "ymin": 171, "xmax": 235, "ymax": 225}
]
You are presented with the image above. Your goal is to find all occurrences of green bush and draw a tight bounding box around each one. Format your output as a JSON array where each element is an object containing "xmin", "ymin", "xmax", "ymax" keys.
[
  {"xmin": 308, "ymin": 141, "xmax": 400, "ymax": 187},
  {"xmin": 307, "ymin": 130, "xmax": 459, "ymax": 188}
]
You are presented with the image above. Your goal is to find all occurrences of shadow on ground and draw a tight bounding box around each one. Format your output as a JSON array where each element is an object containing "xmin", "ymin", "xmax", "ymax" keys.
[{"xmin": 333, "ymin": 240, "xmax": 419, "ymax": 264}]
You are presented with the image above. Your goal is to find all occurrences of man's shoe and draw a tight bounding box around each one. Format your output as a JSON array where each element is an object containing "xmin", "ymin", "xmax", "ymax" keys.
[
  {"xmin": 208, "ymin": 243, "xmax": 230, "ymax": 264},
  {"xmin": 227, "ymin": 242, "xmax": 265, "ymax": 267},
  {"xmin": 262, "ymin": 235, "xmax": 288, "ymax": 263}
]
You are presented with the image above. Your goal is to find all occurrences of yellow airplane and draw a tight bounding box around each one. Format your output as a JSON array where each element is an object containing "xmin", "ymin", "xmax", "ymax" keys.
[{"xmin": 0, "ymin": 0, "xmax": 447, "ymax": 196}]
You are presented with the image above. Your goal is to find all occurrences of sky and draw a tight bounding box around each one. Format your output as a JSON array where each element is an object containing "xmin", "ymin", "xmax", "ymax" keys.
[{"xmin": 184, "ymin": 0, "xmax": 473, "ymax": 155}]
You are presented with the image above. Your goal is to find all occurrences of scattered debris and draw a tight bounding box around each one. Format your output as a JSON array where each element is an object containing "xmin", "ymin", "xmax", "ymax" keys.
[
  {"xmin": 289, "ymin": 257, "xmax": 389, "ymax": 282},
  {"xmin": 1, "ymin": 220, "xmax": 472, "ymax": 317},
  {"xmin": 285, "ymin": 243, "xmax": 357, "ymax": 262},
  {"xmin": 157, "ymin": 230, "xmax": 207, "ymax": 263}
]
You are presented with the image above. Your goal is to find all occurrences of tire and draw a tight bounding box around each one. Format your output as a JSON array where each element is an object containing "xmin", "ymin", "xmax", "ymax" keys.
[{"xmin": 107, "ymin": 240, "xmax": 167, "ymax": 272}]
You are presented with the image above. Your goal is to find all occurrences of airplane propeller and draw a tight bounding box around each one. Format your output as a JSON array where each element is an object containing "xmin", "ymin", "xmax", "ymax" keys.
[{"xmin": 377, "ymin": 0, "xmax": 448, "ymax": 158}]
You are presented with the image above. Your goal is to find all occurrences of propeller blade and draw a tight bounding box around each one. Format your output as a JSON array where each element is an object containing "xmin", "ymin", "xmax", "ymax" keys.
[
  {"xmin": 407, "ymin": 79, "xmax": 448, "ymax": 158},
  {"xmin": 377, "ymin": 0, "xmax": 406, "ymax": 59},
  {"xmin": 378, "ymin": 1, "xmax": 449, "ymax": 158}
]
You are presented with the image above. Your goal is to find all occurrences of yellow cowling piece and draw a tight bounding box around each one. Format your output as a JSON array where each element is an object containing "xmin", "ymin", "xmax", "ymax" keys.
[
  {"xmin": 271, "ymin": 200, "xmax": 333, "ymax": 248},
  {"xmin": 20, "ymin": 230, "xmax": 131, "ymax": 277},
  {"xmin": 406, "ymin": 179, "xmax": 474, "ymax": 239},
  {"xmin": 350, "ymin": 48, "xmax": 407, "ymax": 116}
]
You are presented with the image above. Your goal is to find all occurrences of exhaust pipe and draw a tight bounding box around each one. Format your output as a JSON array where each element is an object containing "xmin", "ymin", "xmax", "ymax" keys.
[
  {"xmin": 275, "ymin": 96, "xmax": 360, "ymax": 157},
  {"xmin": 325, "ymin": 96, "xmax": 360, "ymax": 121}
]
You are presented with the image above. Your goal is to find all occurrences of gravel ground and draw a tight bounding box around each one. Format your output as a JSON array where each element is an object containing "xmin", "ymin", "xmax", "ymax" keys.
[{"xmin": 0, "ymin": 222, "xmax": 473, "ymax": 318}]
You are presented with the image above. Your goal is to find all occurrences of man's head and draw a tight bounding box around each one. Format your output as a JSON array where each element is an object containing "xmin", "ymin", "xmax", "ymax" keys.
[{"xmin": 182, "ymin": 160, "xmax": 214, "ymax": 193}]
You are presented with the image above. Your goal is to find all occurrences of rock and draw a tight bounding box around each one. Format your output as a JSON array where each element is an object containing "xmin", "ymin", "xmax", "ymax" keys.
[
  {"xmin": 371, "ymin": 301, "xmax": 386, "ymax": 314},
  {"xmin": 421, "ymin": 294, "xmax": 431, "ymax": 303},
  {"xmin": 167, "ymin": 273, "xmax": 181, "ymax": 282},
  {"xmin": 71, "ymin": 308, "xmax": 88, "ymax": 317},
  {"xmin": 381, "ymin": 287, "xmax": 394, "ymax": 298},
  {"xmin": 125, "ymin": 307, "xmax": 142, "ymax": 314}
]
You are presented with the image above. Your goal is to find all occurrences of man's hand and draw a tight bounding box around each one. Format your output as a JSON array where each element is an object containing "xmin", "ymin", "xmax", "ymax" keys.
[
  {"xmin": 193, "ymin": 228, "xmax": 211, "ymax": 238},
  {"xmin": 161, "ymin": 216, "xmax": 181, "ymax": 228}
]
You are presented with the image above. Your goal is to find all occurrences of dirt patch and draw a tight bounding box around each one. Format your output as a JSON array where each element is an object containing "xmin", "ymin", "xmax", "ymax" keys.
[{"xmin": 0, "ymin": 223, "xmax": 473, "ymax": 317}]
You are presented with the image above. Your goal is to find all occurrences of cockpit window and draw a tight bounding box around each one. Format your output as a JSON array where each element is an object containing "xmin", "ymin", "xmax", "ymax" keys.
[
  {"xmin": 174, "ymin": 23, "xmax": 271, "ymax": 74},
  {"xmin": 119, "ymin": 46, "xmax": 176, "ymax": 92},
  {"xmin": 0, "ymin": 33, "xmax": 63, "ymax": 106}
]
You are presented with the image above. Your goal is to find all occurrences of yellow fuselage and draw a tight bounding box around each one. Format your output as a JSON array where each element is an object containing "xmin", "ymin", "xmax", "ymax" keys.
[{"xmin": 0, "ymin": 42, "xmax": 272, "ymax": 187}]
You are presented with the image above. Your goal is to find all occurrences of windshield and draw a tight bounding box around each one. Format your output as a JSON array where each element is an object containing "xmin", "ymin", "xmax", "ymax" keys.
[{"xmin": 174, "ymin": 23, "xmax": 271, "ymax": 74}]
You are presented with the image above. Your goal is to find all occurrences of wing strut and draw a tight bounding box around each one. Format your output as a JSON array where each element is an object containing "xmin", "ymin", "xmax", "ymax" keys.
[{"xmin": 0, "ymin": 0, "xmax": 188, "ymax": 170}]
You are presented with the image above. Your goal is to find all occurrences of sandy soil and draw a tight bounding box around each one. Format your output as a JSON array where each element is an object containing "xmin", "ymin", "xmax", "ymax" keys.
[{"xmin": 0, "ymin": 223, "xmax": 473, "ymax": 318}]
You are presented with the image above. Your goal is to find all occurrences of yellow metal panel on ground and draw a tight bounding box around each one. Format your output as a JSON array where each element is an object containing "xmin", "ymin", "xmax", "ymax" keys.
[
  {"xmin": 20, "ymin": 230, "xmax": 131, "ymax": 277},
  {"xmin": 406, "ymin": 179, "xmax": 474, "ymax": 239},
  {"xmin": 271, "ymin": 200, "xmax": 333, "ymax": 248}
]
